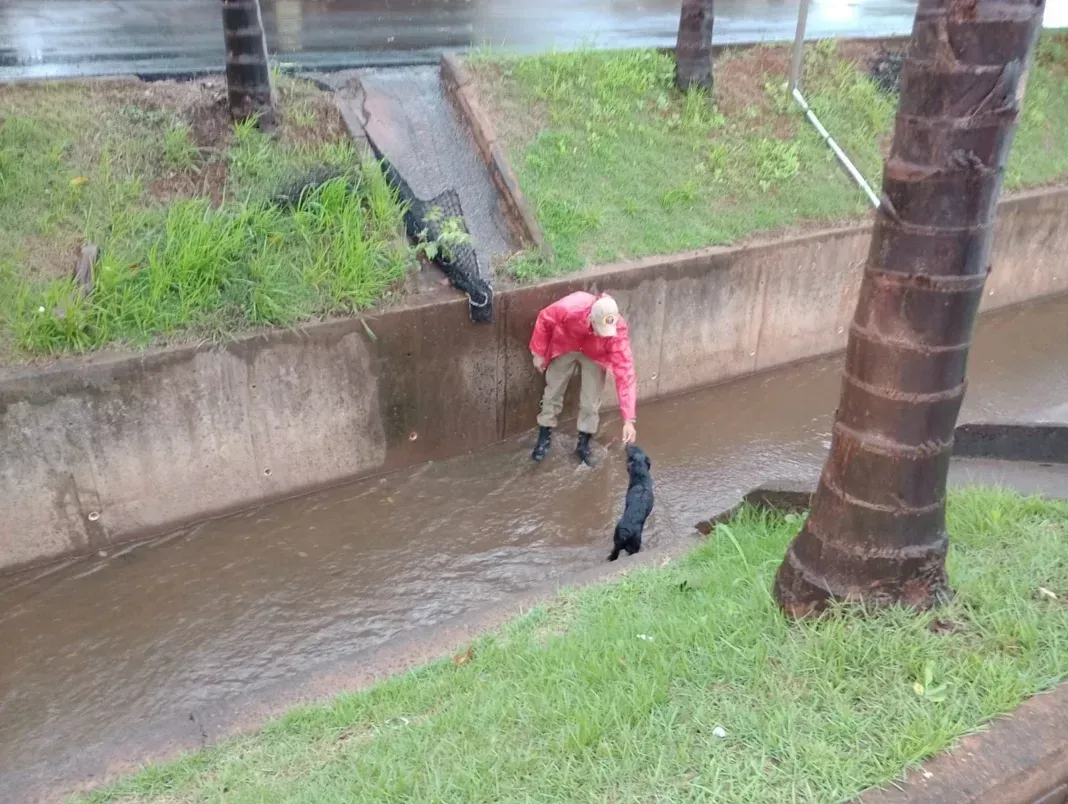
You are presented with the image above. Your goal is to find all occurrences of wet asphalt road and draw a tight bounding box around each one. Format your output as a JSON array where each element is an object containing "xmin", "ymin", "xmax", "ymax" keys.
[
  {"xmin": 5, "ymin": 0, "xmax": 1063, "ymax": 82},
  {"xmin": 0, "ymin": 0, "xmax": 925, "ymax": 81},
  {"xmin": 4, "ymin": 0, "xmax": 1065, "ymax": 81},
  {"xmin": 5, "ymin": 0, "xmax": 1063, "ymax": 81}
]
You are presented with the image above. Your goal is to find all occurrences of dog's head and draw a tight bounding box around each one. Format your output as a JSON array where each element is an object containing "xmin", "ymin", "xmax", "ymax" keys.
[{"xmin": 625, "ymin": 444, "xmax": 652, "ymax": 475}]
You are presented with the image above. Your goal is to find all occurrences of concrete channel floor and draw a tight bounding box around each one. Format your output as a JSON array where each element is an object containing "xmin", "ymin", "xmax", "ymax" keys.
[
  {"xmin": 949, "ymin": 458, "xmax": 1068, "ymax": 500},
  {"xmin": 1, "ymin": 295, "xmax": 1068, "ymax": 801}
]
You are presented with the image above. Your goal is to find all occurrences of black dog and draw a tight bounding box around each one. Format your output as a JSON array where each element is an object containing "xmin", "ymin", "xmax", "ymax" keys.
[{"xmin": 609, "ymin": 445, "xmax": 654, "ymax": 561}]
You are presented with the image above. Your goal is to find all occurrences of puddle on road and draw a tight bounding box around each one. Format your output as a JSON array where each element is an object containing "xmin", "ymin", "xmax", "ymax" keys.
[{"xmin": 2, "ymin": 295, "xmax": 1068, "ymax": 796}]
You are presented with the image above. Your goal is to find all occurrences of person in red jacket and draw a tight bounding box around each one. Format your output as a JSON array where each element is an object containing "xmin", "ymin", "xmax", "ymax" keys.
[{"xmin": 528, "ymin": 291, "xmax": 637, "ymax": 466}]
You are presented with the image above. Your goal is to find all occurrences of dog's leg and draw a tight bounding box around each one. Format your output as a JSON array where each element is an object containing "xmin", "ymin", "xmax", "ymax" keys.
[{"xmin": 609, "ymin": 526, "xmax": 624, "ymax": 561}]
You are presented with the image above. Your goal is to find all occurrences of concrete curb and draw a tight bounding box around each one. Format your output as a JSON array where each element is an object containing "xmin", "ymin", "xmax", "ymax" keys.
[
  {"xmin": 439, "ymin": 53, "xmax": 553, "ymax": 259},
  {"xmin": 953, "ymin": 423, "xmax": 1068, "ymax": 464},
  {"xmin": 695, "ymin": 479, "xmax": 814, "ymax": 534},
  {"xmin": 858, "ymin": 683, "xmax": 1068, "ymax": 804},
  {"xmin": 651, "ymin": 33, "xmax": 913, "ymax": 61}
]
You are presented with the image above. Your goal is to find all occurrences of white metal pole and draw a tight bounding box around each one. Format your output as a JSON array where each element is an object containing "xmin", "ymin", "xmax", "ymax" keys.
[
  {"xmin": 789, "ymin": 0, "xmax": 811, "ymax": 92},
  {"xmin": 787, "ymin": 0, "xmax": 880, "ymax": 209},
  {"xmin": 792, "ymin": 88, "xmax": 882, "ymax": 209}
]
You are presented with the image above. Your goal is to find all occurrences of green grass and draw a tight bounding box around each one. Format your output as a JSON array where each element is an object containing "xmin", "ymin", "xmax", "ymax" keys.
[
  {"xmin": 78, "ymin": 488, "xmax": 1068, "ymax": 803},
  {"xmin": 469, "ymin": 33, "xmax": 1068, "ymax": 277},
  {"xmin": 0, "ymin": 76, "xmax": 412, "ymax": 360},
  {"xmin": 1005, "ymin": 33, "xmax": 1068, "ymax": 188}
]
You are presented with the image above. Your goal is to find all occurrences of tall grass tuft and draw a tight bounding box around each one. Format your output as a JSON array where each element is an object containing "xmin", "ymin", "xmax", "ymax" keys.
[
  {"xmin": 0, "ymin": 77, "xmax": 415, "ymax": 360},
  {"xmin": 13, "ymin": 162, "xmax": 411, "ymax": 355}
]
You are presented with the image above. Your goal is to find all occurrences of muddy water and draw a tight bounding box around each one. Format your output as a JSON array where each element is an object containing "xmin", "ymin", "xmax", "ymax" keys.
[{"xmin": 2, "ymin": 296, "xmax": 1068, "ymax": 799}]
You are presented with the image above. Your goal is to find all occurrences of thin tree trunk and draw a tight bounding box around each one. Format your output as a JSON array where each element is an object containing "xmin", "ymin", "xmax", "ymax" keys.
[
  {"xmin": 773, "ymin": 0, "xmax": 1046, "ymax": 617},
  {"xmin": 221, "ymin": 0, "xmax": 276, "ymax": 127},
  {"xmin": 676, "ymin": 0, "xmax": 714, "ymax": 91}
]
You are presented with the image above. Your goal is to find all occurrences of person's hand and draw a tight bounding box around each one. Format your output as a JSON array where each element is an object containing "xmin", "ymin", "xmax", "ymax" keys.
[
  {"xmin": 622, "ymin": 422, "xmax": 636, "ymax": 445},
  {"xmin": 532, "ymin": 353, "xmax": 547, "ymax": 373}
]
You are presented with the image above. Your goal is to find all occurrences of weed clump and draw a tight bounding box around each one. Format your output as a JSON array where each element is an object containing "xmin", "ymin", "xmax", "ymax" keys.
[{"xmin": 0, "ymin": 76, "xmax": 412, "ymax": 358}]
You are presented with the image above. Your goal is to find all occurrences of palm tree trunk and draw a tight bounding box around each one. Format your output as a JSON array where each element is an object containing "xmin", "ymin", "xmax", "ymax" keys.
[
  {"xmin": 221, "ymin": 0, "xmax": 276, "ymax": 127},
  {"xmin": 675, "ymin": 0, "xmax": 714, "ymax": 91},
  {"xmin": 773, "ymin": 0, "xmax": 1046, "ymax": 618}
]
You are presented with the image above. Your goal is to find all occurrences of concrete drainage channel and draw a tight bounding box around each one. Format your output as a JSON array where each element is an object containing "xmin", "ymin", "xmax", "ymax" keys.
[
  {"xmin": 4, "ymin": 46, "xmax": 1068, "ymax": 575},
  {"xmin": 3, "ymin": 297, "xmax": 1068, "ymax": 802}
]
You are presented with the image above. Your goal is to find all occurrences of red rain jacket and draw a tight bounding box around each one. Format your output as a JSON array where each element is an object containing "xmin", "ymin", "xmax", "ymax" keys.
[{"xmin": 529, "ymin": 291, "xmax": 638, "ymax": 422}]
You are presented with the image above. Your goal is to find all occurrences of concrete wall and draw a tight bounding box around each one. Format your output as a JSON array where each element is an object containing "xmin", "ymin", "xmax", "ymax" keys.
[{"xmin": 3, "ymin": 187, "xmax": 1067, "ymax": 572}]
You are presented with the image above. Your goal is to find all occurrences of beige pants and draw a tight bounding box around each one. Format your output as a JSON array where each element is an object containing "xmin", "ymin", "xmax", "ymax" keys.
[{"xmin": 537, "ymin": 351, "xmax": 606, "ymax": 434}]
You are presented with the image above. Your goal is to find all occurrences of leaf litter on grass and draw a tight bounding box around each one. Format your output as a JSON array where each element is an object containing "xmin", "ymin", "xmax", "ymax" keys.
[{"xmin": 80, "ymin": 488, "xmax": 1068, "ymax": 804}]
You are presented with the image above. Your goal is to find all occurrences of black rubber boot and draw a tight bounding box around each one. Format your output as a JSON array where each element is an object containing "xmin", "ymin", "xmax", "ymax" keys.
[
  {"xmin": 576, "ymin": 432, "xmax": 598, "ymax": 467},
  {"xmin": 531, "ymin": 426, "xmax": 553, "ymax": 462}
]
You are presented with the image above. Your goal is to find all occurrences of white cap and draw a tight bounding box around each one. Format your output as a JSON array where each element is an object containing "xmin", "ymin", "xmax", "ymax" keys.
[{"xmin": 590, "ymin": 295, "xmax": 620, "ymax": 337}]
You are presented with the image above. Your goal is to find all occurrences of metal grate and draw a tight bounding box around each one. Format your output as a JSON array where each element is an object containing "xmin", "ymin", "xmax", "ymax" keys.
[{"xmin": 367, "ymin": 138, "xmax": 494, "ymax": 324}]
